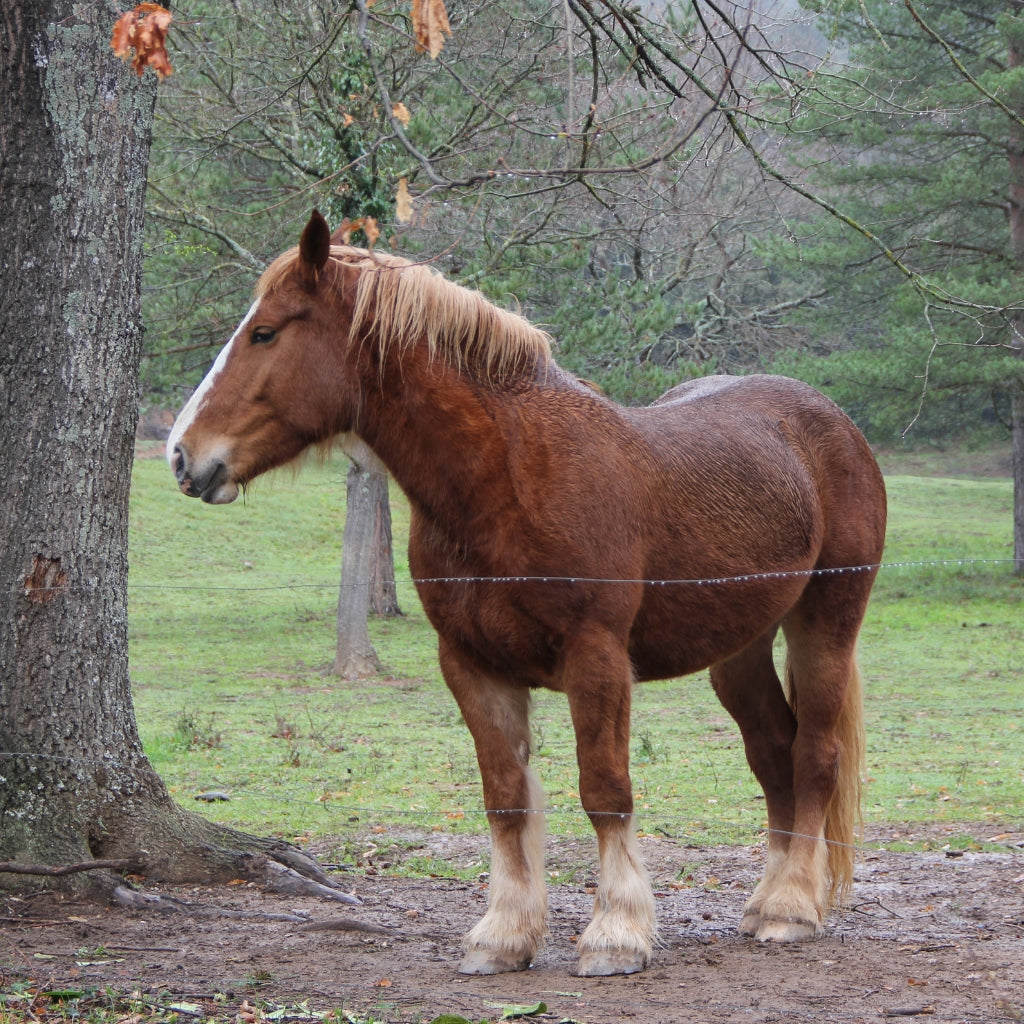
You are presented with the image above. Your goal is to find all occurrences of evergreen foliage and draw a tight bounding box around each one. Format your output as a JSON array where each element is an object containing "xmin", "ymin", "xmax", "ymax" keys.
[
  {"xmin": 768, "ymin": 0, "xmax": 1023, "ymax": 445},
  {"xmin": 141, "ymin": 0, "xmax": 1022, "ymax": 451}
]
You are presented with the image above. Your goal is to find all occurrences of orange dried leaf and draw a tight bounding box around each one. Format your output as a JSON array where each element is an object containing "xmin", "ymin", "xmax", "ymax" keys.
[
  {"xmin": 111, "ymin": 4, "xmax": 173, "ymax": 79},
  {"xmin": 392, "ymin": 101, "xmax": 411, "ymax": 128},
  {"xmin": 395, "ymin": 178, "xmax": 414, "ymax": 224},
  {"xmin": 412, "ymin": 0, "xmax": 451, "ymax": 59},
  {"xmin": 362, "ymin": 217, "xmax": 381, "ymax": 249},
  {"xmin": 110, "ymin": 13, "xmax": 136, "ymax": 57},
  {"xmin": 337, "ymin": 217, "xmax": 358, "ymax": 245}
]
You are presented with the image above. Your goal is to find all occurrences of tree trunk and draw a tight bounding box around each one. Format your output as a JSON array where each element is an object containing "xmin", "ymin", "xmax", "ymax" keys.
[
  {"xmin": 1006, "ymin": 2, "xmax": 1024, "ymax": 574},
  {"xmin": 334, "ymin": 461, "xmax": 385, "ymax": 678},
  {"xmin": 1014, "ymin": 386, "xmax": 1024, "ymax": 573},
  {"xmin": 0, "ymin": 0, "xmax": 346, "ymax": 901},
  {"xmin": 369, "ymin": 473, "xmax": 403, "ymax": 618}
]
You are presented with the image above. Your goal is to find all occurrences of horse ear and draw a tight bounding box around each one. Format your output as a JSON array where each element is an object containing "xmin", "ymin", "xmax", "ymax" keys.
[{"xmin": 298, "ymin": 209, "xmax": 331, "ymax": 291}]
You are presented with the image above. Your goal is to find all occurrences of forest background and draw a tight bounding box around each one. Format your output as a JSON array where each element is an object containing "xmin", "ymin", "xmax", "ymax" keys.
[{"xmin": 142, "ymin": 0, "xmax": 1023, "ymax": 465}]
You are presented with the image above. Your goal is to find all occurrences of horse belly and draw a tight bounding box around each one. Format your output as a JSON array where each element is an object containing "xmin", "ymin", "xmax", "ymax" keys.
[{"xmin": 628, "ymin": 574, "xmax": 806, "ymax": 681}]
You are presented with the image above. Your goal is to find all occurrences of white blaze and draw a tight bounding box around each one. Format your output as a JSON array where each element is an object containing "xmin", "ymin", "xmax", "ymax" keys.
[{"xmin": 165, "ymin": 300, "xmax": 260, "ymax": 465}]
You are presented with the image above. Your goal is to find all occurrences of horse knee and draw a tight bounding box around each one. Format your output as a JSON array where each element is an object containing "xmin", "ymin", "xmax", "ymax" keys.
[{"xmin": 579, "ymin": 774, "xmax": 633, "ymax": 821}]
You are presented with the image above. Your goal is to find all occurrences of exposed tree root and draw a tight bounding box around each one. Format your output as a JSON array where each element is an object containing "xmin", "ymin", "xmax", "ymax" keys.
[
  {"xmin": 0, "ymin": 859, "xmax": 138, "ymax": 877},
  {"xmin": 2, "ymin": 794, "xmax": 365, "ymax": 916},
  {"xmin": 110, "ymin": 886, "xmax": 386, "ymax": 932}
]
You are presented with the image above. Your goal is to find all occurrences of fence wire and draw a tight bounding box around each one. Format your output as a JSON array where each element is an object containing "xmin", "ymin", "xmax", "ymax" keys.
[
  {"xmin": 2, "ymin": 555, "xmax": 1021, "ymax": 858},
  {"xmin": 3, "ymin": 556, "xmax": 1021, "ymax": 598}
]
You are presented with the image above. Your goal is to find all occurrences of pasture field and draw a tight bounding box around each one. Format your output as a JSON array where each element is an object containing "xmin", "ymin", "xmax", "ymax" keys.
[
  {"xmin": 128, "ymin": 444, "xmax": 1023, "ymax": 869},
  {"xmin": 2, "ymin": 445, "xmax": 1020, "ymax": 1024}
]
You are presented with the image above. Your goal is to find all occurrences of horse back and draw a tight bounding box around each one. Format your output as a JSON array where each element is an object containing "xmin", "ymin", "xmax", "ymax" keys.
[{"xmin": 627, "ymin": 375, "xmax": 884, "ymax": 578}]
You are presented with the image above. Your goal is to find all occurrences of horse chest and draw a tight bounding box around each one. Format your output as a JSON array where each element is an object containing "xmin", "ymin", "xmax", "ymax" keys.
[{"xmin": 417, "ymin": 578, "xmax": 574, "ymax": 682}]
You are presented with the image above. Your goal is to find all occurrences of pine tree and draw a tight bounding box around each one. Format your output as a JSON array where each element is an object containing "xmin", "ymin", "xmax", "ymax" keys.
[{"xmin": 773, "ymin": 0, "xmax": 1024, "ymax": 568}]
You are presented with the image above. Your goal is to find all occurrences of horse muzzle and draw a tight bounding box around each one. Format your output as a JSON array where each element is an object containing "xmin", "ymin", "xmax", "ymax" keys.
[{"xmin": 170, "ymin": 444, "xmax": 240, "ymax": 504}]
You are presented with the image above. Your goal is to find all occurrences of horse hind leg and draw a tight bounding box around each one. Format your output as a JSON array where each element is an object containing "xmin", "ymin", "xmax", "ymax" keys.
[
  {"xmin": 708, "ymin": 630, "xmax": 800, "ymax": 937},
  {"xmin": 439, "ymin": 641, "xmax": 548, "ymax": 974},
  {"xmin": 752, "ymin": 609, "xmax": 866, "ymax": 942}
]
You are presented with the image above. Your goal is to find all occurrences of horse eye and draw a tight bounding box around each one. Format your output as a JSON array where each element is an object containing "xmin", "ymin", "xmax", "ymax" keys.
[{"xmin": 251, "ymin": 327, "xmax": 276, "ymax": 345}]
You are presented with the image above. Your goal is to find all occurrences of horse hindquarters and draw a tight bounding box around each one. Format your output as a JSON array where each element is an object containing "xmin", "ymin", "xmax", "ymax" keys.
[{"xmin": 438, "ymin": 640, "xmax": 548, "ymax": 974}]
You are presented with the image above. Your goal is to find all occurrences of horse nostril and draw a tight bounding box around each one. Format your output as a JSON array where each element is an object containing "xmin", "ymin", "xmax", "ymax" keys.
[{"xmin": 172, "ymin": 444, "xmax": 186, "ymax": 483}]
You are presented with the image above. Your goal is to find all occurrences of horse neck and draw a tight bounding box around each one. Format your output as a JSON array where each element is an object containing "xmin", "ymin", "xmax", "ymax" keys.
[{"xmin": 353, "ymin": 342, "xmax": 521, "ymax": 525}]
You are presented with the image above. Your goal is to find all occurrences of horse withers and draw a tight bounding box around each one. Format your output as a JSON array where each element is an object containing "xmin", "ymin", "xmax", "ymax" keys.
[{"xmin": 168, "ymin": 210, "xmax": 886, "ymax": 977}]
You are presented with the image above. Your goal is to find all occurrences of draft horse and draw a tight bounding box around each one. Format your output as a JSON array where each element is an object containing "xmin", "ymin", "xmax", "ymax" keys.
[{"xmin": 168, "ymin": 211, "xmax": 887, "ymax": 977}]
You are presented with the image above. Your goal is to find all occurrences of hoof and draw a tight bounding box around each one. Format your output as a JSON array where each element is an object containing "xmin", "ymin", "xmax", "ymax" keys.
[
  {"xmin": 754, "ymin": 917, "xmax": 819, "ymax": 943},
  {"xmin": 575, "ymin": 949, "xmax": 649, "ymax": 977},
  {"xmin": 738, "ymin": 912, "xmax": 761, "ymax": 936},
  {"xmin": 458, "ymin": 948, "xmax": 532, "ymax": 975}
]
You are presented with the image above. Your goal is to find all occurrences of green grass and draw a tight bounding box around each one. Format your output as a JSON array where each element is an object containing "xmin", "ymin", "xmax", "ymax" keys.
[{"xmin": 128, "ymin": 445, "xmax": 1024, "ymax": 860}]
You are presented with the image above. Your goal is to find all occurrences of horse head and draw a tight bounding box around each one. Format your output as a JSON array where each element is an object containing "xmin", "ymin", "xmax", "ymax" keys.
[{"xmin": 167, "ymin": 210, "xmax": 356, "ymax": 503}]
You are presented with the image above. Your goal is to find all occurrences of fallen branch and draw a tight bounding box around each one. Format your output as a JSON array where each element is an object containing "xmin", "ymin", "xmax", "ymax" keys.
[{"xmin": 111, "ymin": 885, "xmax": 393, "ymax": 933}]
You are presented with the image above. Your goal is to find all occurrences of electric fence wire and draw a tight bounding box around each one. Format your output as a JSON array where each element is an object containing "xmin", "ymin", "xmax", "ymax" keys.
[
  {"xmin": 2, "ymin": 556, "xmax": 1021, "ymax": 597},
  {"xmin": 2, "ymin": 554, "xmax": 1021, "ymax": 857},
  {"xmin": 0, "ymin": 747, "xmax": 1020, "ymax": 856}
]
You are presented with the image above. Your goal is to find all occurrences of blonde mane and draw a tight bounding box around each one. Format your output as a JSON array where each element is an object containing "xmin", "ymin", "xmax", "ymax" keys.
[{"xmin": 258, "ymin": 246, "xmax": 552, "ymax": 379}]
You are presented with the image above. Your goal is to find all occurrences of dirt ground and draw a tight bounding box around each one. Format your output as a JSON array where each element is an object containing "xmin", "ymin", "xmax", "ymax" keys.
[{"xmin": 2, "ymin": 827, "xmax": 1022, "ymax": 1024}]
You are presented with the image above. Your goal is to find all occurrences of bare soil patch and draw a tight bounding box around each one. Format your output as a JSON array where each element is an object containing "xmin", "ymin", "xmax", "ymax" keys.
[{"xmin": 3, "ymin": 830, "xmax": 1022, "ymax": 1023}]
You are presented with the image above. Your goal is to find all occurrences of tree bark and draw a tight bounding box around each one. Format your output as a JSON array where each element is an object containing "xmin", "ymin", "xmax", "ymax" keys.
[
  {"xmin": 334, "ymin": 461, "xmax": 385, "ymax": 678},
  {"xmin": 1006, "ymin": 1, "xmax": 1024, "ymax": 574},
  {"xmin": 0, "ymin": 0, "xmax": 348, "ymax": 901},
  {"xmin": 368, "ymin": 473, "xmax": 403, "ymax": 618},
  {"xmin": 1013, "ymin": 386, "xmax": 1024, "ymax": 572}
]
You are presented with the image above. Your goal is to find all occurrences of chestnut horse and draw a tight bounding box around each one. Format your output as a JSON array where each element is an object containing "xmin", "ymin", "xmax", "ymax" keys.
[{"xmin": 168, "ymin": 211, "xmax": 886, "ymax": 977}]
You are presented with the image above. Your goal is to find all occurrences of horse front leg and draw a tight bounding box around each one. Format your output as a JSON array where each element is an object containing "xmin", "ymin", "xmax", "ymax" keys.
[
  {"xmin": 566, "ymin": 632, "xmax": 656, "ymax": 977},
  {"xmin": 439, "ymin": 639, "xmax": 547, "ymax": 975}
]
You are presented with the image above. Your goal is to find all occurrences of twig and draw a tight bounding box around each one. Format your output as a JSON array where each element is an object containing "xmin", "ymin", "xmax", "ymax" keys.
[
  {"xmin": 0, "ymin": 930, "xmax": 33, "ymax": 971},
  {"xmin": 0, "ymin": 917, "xmax": 70, "ymax": 926},
  {"xmin": 104, "ymin": 944, "xmax": 183, "ymax": 952},
  {"xmin": 850, "ymin": 896, "xmax": 903, "ymax": 919}
]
